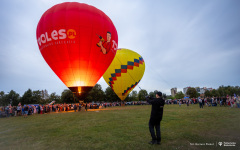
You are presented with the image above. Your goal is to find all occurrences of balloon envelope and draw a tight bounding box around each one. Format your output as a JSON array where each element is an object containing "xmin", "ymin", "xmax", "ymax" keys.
[
  {"xmin": 36, "ymin": 2, "xmax": 118, "ymax": 99},
  {"xmin": 103, "ymin": 48, "xmax": 145, "ymax": 100}
]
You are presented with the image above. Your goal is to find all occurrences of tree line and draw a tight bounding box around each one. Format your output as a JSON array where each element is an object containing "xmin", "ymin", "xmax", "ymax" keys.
[
  {"xmin": 203, "ymin": 85, "xmax": 240, "ymax": 97},
  {"xmin": 0, "ymin": 84, "xmax": 165, "ymax": 106},
  {"xmin": 167, "ymin": 85, "xmax": 240, "ymax": 99}
]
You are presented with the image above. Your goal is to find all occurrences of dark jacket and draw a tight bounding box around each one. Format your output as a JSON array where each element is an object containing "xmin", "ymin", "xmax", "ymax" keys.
[
  {"xmin": 24, "ymin": 106, "xmax": 29, "ymax": 111},
  {"xmin": 147, "ymin": 97, "xmax": 165, "ymax": 122}
]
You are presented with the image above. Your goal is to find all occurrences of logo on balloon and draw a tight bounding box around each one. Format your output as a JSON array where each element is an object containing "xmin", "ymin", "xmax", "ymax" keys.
[
  {"xmin": 67, "ymin": 29, "xmax": 76, "ymax": 39},
  {"xmin": 37, "ymin": 29, "xmax": 76, "ymax": 47}
]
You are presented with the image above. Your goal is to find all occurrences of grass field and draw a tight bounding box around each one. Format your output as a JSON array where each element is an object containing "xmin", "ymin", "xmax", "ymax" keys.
[{"xmin": 0, "ymin": 104, "xmax": 240, "ymax": 150}]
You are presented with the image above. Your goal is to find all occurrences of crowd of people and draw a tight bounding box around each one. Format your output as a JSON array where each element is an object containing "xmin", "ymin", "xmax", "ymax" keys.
[
  {"xmin": 166, "ymin": 96, "xmax": 240, "ymax": 108},
  {"xmin": 0, "ymin": 102, "xmax": 122, "ymax": 118},
  {"xmin": 197, "ymin": 96, "xmax": 240, "ymax": 108},
  {"xmin": 1, "ymin": 95, "xmax": 239, "ymax": 118}
]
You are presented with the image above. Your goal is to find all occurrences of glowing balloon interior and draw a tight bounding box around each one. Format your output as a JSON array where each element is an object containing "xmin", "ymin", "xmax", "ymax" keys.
[
  {"xmin": 103, "ymin": 49, "xmax": 145, "ymax": 100},
  {"xmin": 36, "ymin": 2, "xmax": 118, "ymax": 99}
]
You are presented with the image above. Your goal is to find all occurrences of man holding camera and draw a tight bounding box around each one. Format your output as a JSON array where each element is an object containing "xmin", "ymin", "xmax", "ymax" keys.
[
  {"xmin": 98, "ymin": 31, "xmax": 112, "ymax": 54},
  {"xmin": 146, "ymin": 91, "xmax": 165, "ymax": 145}
]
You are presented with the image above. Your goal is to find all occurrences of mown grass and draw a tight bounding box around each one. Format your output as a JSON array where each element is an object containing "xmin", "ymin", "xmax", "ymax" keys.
[{"xmin": 0, "ymin": 105, "xmax": 240, "ymax": 150}]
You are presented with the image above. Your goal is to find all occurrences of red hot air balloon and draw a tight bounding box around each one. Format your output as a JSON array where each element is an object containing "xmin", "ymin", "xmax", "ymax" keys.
[{"xmin": 36, "ymin": 2, "xmax": 118, "ymax": 99}]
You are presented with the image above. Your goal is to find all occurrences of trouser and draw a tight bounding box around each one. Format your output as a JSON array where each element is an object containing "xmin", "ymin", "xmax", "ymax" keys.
[
  {"xmin": 223, "ymin": 102, "xmax": 226, "ymax": 106},
  {"xmin": 6, "ymin": 111, "xmax": 9, "ymax": 117},
  {"xmin": 237, "ymin": 103, "xmax": 240, "ymax": 108},
  {"xmin": 149, "ymin": 119, "xmax": 161, "ymax": 142},
  {"xmin": 17, "ymin": 110, "xmax": 21, "ymax": 116}
]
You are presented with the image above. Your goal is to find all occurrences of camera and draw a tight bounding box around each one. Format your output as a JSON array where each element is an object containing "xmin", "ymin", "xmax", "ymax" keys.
[
  {"xmin": 145, "ymin": 95, "xmax": 151, "ymax": 99},
  {"xmin": 96, "ymin": 34, "xmax": 105, "ymax": 47}
]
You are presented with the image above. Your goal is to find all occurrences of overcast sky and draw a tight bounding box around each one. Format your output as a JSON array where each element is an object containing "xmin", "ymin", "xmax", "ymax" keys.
[{"xmin": 0, "ymin": 0, "xmax": 240, "ymax": 96}]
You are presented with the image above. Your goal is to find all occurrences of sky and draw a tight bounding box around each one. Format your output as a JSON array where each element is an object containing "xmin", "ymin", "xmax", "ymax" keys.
[{"xmin": 0, "ymin": 0, "xmax": 240, "ymax": 96}]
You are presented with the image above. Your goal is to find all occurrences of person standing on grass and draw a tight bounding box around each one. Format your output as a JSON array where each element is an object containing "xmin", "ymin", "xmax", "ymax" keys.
[
  {"xmin": 220, "ymin": 97, "xmax": 223, "ymax": 106},
  {"xmin": 236, "ymin": 96, "xmax": 240, "ymax": 108},
  {"xmin": 17, "ymin": 105, "xmax": 21, "ymax": 116},
  {"xmin": 217, "ymin": 97, "xmax": 220, "ymax": 106},
  {"xmin": 215, "ymin": 97, "xmax": 218, "ymax": 106},
  {"xmin": 199, "ymin": 97, "xmax": 203, "ymax": 108},
  {"xmin": 24, "ymin": 105, "xmax": 28, "ymax": 118},
  {"xmin": 223, "ymin": 96, "xmax": 227, "ymax": 106},
  {"xmin": 21, "ymin": 106, "xmax": 25, "ymax": 116},
  {"xmin": 179, "ymin": 100, "xmax": 181, "ymax": 107},
  {"xmin": 229, "ymin": 96, "xmax": 233, "ymax": 108},
  {"xmin": 5, "ymin": 106, "xmax": 9, "ymax": 117},
  {"xmin": 146, "ymin": 91, "xmax": 165, "ymax": 145},
  {"xmin": 33, "ymin": 105, "xmax": 37, "ymax": 114},
  {"xmin": 85, "ymin": 103, "xmax": 88, "ymax": 111},
  {"xmin": 211, "ymin": 97, "xmax": 214, "ymax": 106},
  {"xmin": 79, "ymin": 104, "xmax": 82, "ymax": 112},
  {"xmin": 186, "ymin": 100, "xmax": 189, "ymax": 106},
  {"xmin": 9, "ymin": 105, "xmax": 13, "ymax": 116},
  {"xmin": 13, "ymin": 106, "xmax": 17, "ymax": 117},
  {"xmin": 230, "ymin": 96, "xmax": 234, "ymax": 108}
]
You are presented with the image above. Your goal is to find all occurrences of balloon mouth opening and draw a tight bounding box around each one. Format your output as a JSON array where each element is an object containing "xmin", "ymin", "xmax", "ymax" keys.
[{"xmin": 68, "ymin": 86, "xmax": 93, "ymax": 100}]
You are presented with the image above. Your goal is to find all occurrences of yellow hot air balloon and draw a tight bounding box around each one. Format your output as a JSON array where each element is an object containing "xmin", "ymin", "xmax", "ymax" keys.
[{"xmin": 103, "ymin": 48, "xmax": 145, "ymax": 100}]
